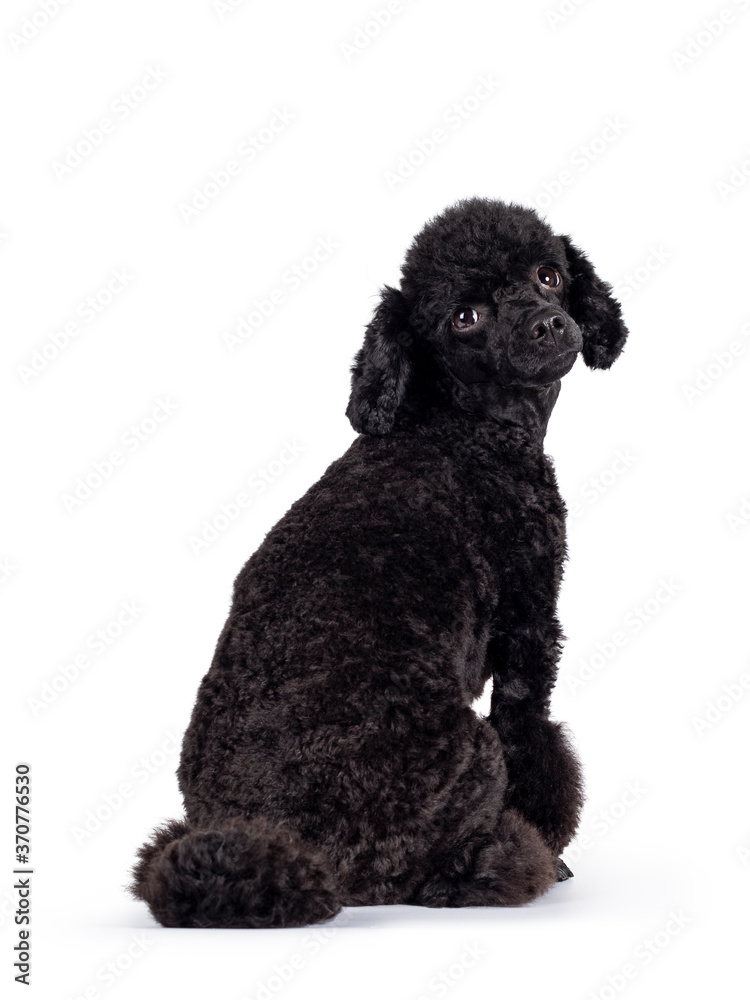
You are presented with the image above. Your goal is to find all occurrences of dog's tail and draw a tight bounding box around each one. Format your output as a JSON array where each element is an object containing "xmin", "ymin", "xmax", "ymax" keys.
[{"xmin": 129, "ymin": 816, "xmax": 342, "ymax": 928}]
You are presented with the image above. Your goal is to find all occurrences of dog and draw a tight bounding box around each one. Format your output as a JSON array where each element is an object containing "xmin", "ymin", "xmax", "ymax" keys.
[{"xmin": 131, "ymin": 198, "xmax": 628, "ymax": 928}]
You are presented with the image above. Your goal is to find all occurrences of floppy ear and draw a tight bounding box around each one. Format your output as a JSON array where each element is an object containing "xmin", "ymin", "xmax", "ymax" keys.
[
  {"xmin": 346, "ymin": 286, "xmax": 412, "ymax": 435},
  {"xmin": 561, "ymin": 234, "xmax": 628, "ymax": 369}
]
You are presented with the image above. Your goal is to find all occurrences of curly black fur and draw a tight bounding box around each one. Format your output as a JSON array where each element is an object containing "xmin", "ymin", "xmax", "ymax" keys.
[
  {"xmin": 130, "ymin": 198, "xmax": 627, "ymax": 927},
  {"xmin": 132, "ymin": 817, "xmax": 341, "ymax": 928}
]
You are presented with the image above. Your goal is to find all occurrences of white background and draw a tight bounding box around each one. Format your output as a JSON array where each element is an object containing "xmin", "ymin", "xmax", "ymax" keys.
[{"xmin": 3, "ymin": 0, "xmax": 749, "ymax": 997}]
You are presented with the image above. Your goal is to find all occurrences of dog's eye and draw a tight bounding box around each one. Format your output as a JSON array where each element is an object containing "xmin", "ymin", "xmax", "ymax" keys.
[
  {"xmin": 452, "ymin": 308, "xmax": 480, "ymax": 332},
  {"xmin": 537, "ymin": 266, "xmax": 562, "ymax": 289}
]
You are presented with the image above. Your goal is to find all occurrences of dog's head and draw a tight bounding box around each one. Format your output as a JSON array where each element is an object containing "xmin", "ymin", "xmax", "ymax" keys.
[{"xmin": 347, "ymin": 198, "xmax": 628, "ymax": 435}]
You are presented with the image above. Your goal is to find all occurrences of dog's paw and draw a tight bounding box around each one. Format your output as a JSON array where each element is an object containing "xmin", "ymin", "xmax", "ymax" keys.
[{"xmin": 555, "ymin": 858, "xmax": 574, "ymax": 882}]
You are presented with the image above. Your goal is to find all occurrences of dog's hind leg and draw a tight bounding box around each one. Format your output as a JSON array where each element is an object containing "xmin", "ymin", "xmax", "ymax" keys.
[
  {"xmin": 130, "ymin": 815, "xmax": 342, "ymax": 928},
  {"xmin": 408, "ymin": 808, "xmax": 558, "ymax": 908}
]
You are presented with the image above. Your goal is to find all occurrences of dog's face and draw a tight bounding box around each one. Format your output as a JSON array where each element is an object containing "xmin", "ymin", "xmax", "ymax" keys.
[
  {"xmin": 402, "ymin": 204, "xmax": 584, "ymax": 389},
  {"xmin": 444, "ymin": 270, "xmax": 582, "ymax": 387},
  {"xmin": 347, "ymin": 199, "xmax": 628, "ymax": 435}
]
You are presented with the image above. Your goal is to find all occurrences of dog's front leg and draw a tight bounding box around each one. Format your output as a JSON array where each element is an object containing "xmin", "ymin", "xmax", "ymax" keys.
[{"xmin": 487, "ymin": 622, "xmax": 583, "ymax": 857}]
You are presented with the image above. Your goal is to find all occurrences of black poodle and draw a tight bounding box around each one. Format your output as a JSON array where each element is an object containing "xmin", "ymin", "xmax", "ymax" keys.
[{"xmin": 131, "ymin": 198, "xmax": 628, "ymax": 928}]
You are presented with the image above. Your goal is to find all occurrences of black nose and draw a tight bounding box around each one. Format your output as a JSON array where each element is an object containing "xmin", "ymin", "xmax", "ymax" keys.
[{"xmin": 527, "ymin": 309, "xmax": 567, "ymax": 346}]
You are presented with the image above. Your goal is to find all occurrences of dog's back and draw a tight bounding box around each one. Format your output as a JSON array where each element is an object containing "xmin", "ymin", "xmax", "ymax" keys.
[{"xmin": 131, "ymin": 420, "xmax": 559, "ymax": 924}]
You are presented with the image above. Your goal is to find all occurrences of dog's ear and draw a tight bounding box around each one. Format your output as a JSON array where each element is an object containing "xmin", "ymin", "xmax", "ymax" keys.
[
  {"xmin": 346, "ymin": 286, "xmax": 413, "ymax": 435},
  {"xmin": 561, "ymin": 235, "xmax": 628, "ymax": 369}
]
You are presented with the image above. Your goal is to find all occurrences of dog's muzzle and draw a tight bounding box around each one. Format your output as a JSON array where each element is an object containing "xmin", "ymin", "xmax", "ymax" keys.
[{"xmin": 525, "ymin": 308, "xmax": 582, "ymax": 353}]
